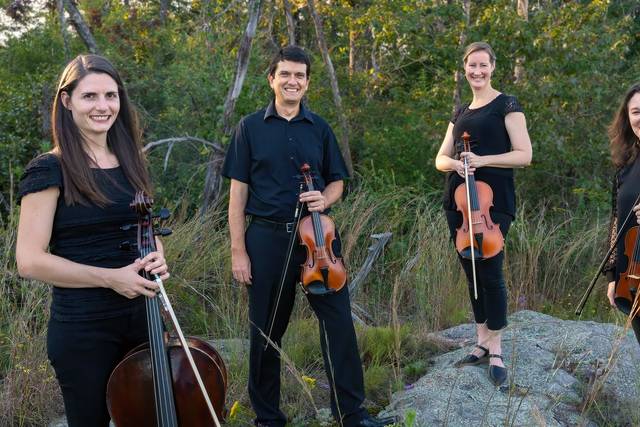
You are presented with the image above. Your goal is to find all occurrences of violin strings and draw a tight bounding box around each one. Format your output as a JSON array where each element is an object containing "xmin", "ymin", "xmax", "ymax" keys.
[
  {"xmin": 633, "ymin": 228, "xmax": 640, "ymax": 278},
  {"xmin": 307, "ymin": 173, "xmax": 325, "ymax": 249}
]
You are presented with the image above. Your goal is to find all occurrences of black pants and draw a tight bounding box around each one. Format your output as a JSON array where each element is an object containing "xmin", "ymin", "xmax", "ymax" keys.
[
  {"xmin": 245, "ymin": 219, "xmax": 366, "ymax": 427},
  {"xmin": 47, "ymin": 304, "xmax": 148, "ymax": 427},
  {"xmin": 633, "ymin": 318, "xmax": 640, "ymax": 345},
  {"xmin": 446, "ymin": 210, "xmax": 513, "ymax": 331}
]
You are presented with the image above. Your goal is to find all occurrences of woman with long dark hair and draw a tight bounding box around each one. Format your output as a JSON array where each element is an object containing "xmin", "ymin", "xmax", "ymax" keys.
[
  {"xmin": 435, "ymin": 42, "xmax": 532, "ymax": 386},
  {"xmin": 604, "ymin": 83, "xmax": 640, "ymax": 345},
  {"xmin": 16, "ymin": 54, "xmax": 169, "ymax": 426}
]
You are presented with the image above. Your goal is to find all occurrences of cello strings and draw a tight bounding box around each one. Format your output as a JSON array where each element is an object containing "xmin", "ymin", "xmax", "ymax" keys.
[
  {"xmin": 142, "ymin": 226, "xmax": 165, "ymax": 425},
  {"xmin": 144, "ymin": 222, "xmax": 175, "ymax": 427}
]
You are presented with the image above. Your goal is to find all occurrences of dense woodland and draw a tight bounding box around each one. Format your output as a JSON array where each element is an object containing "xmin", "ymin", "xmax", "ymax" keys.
[
  {"xmin": 0, "ymin": 0, "xmax": 639, "ymax": 213},
  {"xmin": 1, "ymin": 0, "xmax": 640, "ymax": 425}
]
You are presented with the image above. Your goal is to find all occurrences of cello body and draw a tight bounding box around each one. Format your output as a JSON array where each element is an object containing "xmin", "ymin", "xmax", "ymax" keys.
[{"xmin": 107, "ymin": 336, "xmax": 227, "ymax": 427}]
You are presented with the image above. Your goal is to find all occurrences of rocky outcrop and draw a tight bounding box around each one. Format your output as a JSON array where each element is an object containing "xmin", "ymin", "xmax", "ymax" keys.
[{"xmin": 381, "ymin": 310, "xmax": 640, "ymax": 426}]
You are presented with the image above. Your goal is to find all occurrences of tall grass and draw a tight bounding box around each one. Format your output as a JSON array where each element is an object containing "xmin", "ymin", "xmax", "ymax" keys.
[{"xmin": 0, "ymin": 184, "xmax": 618, "ymax": 425}]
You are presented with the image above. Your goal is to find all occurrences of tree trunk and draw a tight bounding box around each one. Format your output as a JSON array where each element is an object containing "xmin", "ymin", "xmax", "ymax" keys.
[
  {"xmin": 266, "ymin": 0, "xmax": 280, "ymax": 52},
  {"xmin": 57, "ymin": 0, "xmax": 71, "ymax": 61},
  {"xmin": 63, "ymin": 0, "xmax": 100, "ymax": 54},
  {"xmin": 453, "ymin": 0, "xmax": 470, "ymax": 112},
  {"xmin": 201, "ymin": 0, "xmax": 263, "ymax": 214},
  {"xmin": 220, "ymin": 0, "xmax": 263, "ymax": 135},
  {"xmin": 514, "ymin": 0, "xmax": 528, "ymax": 84},
  {"xmin": 348, "ymin": 28, "xmax": 356, "ymax": 76},
  {"xmin": 282, "ymin": 0, "xmax": 296, "ymax": 45},
  {"xmin": 160, "ymin": 0, "xmax": 169, "ymax": 24},
  {"xmin": 306, "ymin": 0, "xmax": 354, "ymax": 175}
]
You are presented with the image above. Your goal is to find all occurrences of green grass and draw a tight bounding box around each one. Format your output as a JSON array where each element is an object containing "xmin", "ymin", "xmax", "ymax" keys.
[{"xmin": 0, "ymin": 183, "xmax": 621, "ymax": 426}]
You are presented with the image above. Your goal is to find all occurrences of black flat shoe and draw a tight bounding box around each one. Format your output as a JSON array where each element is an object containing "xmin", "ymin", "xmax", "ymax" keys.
[
  {"xmin": 356, "ymin": 415, "xmax": 398, "ymax": 427},
  {"xmin": 488, "ymin": 354, "xmax": 507, "ymax": 386},
  {"xmin": 453, "ymin": 344, "xmax": 489, "ymax": 367}
]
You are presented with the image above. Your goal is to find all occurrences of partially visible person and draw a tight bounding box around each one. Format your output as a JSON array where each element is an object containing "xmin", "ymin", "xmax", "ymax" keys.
[
  {"xmin": 435, "ymin": 41, "xmax": 532, "ymax": 386},
  {"xmin": 16, "ymin": 54, "xmax": 169, "ymax": 426},
  {"xmin": 604, "ymin": 83, "xmax": 640, "ymax": 345}
]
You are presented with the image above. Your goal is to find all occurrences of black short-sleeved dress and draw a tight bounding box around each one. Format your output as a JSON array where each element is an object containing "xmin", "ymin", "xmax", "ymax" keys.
[
  {"xmin": 18, "ymin": 153, "xmax": 144, "ymax": 321},
  {"xmin": 443, "ymin": 94, "xmax": 523, "ymax": 238}
]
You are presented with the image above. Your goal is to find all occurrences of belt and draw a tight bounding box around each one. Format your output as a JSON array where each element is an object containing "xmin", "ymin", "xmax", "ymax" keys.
[{"xmin": 250, "ymin": 216, "xmax": 296, "ymax": 233}]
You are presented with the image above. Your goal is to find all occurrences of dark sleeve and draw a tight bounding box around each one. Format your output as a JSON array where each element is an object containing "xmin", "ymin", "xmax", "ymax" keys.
[
  {"xmin": 503, "ymin": 95, "xmax": 524, "ymax": 116},
  {"xmin": 450, "ymin": 103, "xmax": 469, "ymax": 124},
  {"xmin": 221, "ymin": 119, "xmax": 251, "ymax": 184},
  {"xmin": 17, "ymin": 154, "xmax": 63, "ymax": 204},
  {"xmin": 603, "ymin": 172, "xmax": 618, "ymax": 281},
  {"xmin": 322, "ymin": 124, "xmax": 350, "ymax": 184}
]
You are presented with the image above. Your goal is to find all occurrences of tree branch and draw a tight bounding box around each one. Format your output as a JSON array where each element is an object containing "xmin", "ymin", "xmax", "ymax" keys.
[
  {"xmin": 63, "ymin": 0, "xmax": 100, "ymax": 54},
  {"xmin": 142, "ymin": 136, "xmax": 224, "ymax": 154}
]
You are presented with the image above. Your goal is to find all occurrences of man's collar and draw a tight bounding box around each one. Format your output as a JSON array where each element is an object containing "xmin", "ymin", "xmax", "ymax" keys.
[{"xmin": 264, "ymin": 100, "xmax": 314, "ymax": 123}]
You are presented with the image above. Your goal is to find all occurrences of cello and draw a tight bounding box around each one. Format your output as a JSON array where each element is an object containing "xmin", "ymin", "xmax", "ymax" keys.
[
  {"xmin": 454, "ymin": 131, "xmax": 504, "ymax": 298},
  {"xmin": 106, "ymin": 191, "xmax": 227, "ymax": 426}
]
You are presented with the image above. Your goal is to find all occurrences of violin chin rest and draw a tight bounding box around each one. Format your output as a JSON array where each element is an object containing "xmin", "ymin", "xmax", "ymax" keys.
[
  {"xmin": 458, "ymin": 246, "xmax": 485, "ymax": 261},
  {"xmin": 303, "ymin": 281, "xmax": 336, "ymax": 296}
]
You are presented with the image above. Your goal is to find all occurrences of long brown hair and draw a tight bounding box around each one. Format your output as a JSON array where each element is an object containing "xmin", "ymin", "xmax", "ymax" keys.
[
  {"xmin": 51, "ymin": 54, "xmax": 151, "ymax": 206},
  {"xmin": 609, "ymin": 83, "xmax": 640, "ymax": 168}
]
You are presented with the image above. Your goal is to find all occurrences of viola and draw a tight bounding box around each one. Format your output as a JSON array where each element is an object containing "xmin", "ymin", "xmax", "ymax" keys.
[
  {"xmin": 454, "ymin": 131, "xmax": 504, "ymax": 261},
  {"xmin": 614, "ymin": 225, "xmax": 640, "ymax": 317},
  {"xmin": 106, "ymin": 191, "xmax": 227, "ymax": 427},
  {"xmin": 298, "ymin": 163, "xmax": 347, "ymax": 295}
]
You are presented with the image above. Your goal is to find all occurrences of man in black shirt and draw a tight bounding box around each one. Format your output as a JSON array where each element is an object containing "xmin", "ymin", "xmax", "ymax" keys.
[{"xmin": 222, "ymin": 46, "xmax": 392, "ymax": 427}]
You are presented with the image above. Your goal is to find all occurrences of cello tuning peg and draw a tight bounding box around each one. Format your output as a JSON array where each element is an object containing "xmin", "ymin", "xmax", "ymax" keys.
[{"xmin": 119, "ymin": 241, "xmax": 137, "ymax": 251}]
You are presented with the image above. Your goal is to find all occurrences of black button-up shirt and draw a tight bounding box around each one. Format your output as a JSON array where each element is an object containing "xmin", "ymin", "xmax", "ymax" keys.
[{"xmin": 222, "ymin": 101, "xmax": 350, "ymax": 221}]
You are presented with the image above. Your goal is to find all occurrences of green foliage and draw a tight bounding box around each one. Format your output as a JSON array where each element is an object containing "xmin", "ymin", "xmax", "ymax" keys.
[{"xmin": 1, "ymin": 0, "xmax": 638, "ymax": 211}]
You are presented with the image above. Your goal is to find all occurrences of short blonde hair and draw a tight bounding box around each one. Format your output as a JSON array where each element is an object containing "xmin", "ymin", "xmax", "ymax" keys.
[{"xmin": 463, "ymin": 42, "xmax": 496, "ymax": 65}]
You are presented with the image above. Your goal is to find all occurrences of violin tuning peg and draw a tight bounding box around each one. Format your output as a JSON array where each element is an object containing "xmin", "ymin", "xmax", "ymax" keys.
[
  {"xmin": 158, "ymin": 208, "xmax": 171, "ymax": 220},
  {"xmin": 155, "ymin": 228, "xmax": 172, "ymax": 237}
]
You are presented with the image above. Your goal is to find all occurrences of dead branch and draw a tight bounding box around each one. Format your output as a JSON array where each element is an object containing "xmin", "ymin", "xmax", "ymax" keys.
[
  {"xmin": 349, "ymin": 232, "xmax": 392, "ymax": 296},
  {"xmin": 306, "ymin": 0, "xmax": 354, "ymax": 175},
  {"xmin": 63, "ymin": 0, "xmax": 100, "ymax": 54},
  {"xmin": 142, "ymin": 136, "xmax": 224, "ymax": 154}
]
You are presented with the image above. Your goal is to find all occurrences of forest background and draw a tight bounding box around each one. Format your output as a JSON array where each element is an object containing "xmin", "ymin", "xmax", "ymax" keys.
[{"xmin": 1, "ymin": 0, "xmax": 640, "ymax": 425}]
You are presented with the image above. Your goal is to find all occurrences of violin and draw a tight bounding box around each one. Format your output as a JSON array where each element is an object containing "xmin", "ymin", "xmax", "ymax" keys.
[
  {"xmin": 298, "ymin": 164, "xmax": 347, "ymax": 295},
  {"xmin": 454, "ymin": 131, "xmax": 504, "ymax": 261},
  {"xmin": 614, "ymin": 225, "xmax": 640, "ymax": 317},
  {"xmin": 106, "ymin": 191, "xmax": 227, "ymax": 427}
]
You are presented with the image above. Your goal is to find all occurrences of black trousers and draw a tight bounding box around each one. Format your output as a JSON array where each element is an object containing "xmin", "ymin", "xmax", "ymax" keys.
[
  {"xmin": 245, "ymin": 219, "xmax": 366, "ymax": 427},
  {"xmin": 446, "ymin": 210, "xmax": 513, "ymax": 331},
  {"xmin": 47, "ymin": 304, "xmax": 148, "ymax": 427}
]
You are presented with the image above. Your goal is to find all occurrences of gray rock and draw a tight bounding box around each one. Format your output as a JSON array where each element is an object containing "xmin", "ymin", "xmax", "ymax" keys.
[{"xmin": 381, "ymin": 310, "xmax": 640, "ymax": 426}]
